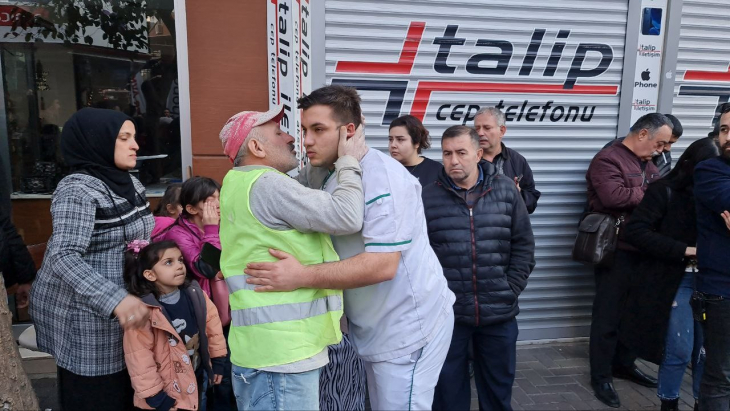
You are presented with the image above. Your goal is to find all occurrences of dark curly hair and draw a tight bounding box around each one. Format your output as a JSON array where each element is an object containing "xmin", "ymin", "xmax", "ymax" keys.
[
  {"xmin": 389, "ymin": 115, "xmax": 431, "ymax": 154},
  {"xmin": 124, "ymin": 240, "xmax": 190, "ymax": 298}
]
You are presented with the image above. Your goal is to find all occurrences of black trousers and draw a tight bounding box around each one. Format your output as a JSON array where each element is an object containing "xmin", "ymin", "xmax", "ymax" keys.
[
  {"xmin": 58, "ymin": 366, "xmax": 134, "ymax": 411},
  {"xmin": 589, "ymin": 249, "xmax": 638, "ymax": 383},
  {"xmin": 699, "ymin": 294, "xmax": 730, "ymax": 410},
  {"xmin": 433, "ymin": 318, "xmax": 518, "ymax": 411},
  {"xmin": 208, "ymin": 324, "xmax": 235, "ymax": 411}
]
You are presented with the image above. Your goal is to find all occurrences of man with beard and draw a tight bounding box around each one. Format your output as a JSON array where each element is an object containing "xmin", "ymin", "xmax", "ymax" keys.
[
  {"xmin": 217, "ymin": 104, "xmax": 368, "ymax": 411},
  {"xmin": 694, "ymin": 104, "xmax": 730, "ymax": 410},
  {"xmin": 244, "ymin": 85, "xmax": 456, "ymax": 410},
  {"xmin": 586, "ymin": 113, "xmax": 673, "ymax": 408}
]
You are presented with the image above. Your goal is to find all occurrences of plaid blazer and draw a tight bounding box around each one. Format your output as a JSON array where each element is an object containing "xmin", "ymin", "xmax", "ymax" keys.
[{"xmin": 30, "ymin": 173, "xmax": 153, "ymax": 376}]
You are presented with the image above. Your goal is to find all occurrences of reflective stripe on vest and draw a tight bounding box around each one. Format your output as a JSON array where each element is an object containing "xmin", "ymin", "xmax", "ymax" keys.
[
  {"xmin": 226, "ymin": 275, "xmax": 257, "ymax": 293},
  {"xmin": 220, "ymin": 167, "xmax": 343, "ymax": 369},
  {"xmin": 231, "ymin": 294, "xmax": 342, "ymax": 327}
]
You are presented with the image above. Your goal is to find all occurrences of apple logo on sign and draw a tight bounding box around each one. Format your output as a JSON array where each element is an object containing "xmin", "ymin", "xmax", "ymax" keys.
[{"xmin": 641, "ymin": 69, "xmax": 651, "ymax": 81}]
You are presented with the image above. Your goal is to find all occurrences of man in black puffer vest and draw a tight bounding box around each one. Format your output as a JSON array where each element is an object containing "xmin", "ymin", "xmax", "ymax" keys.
[{"xmin": 427, "ymin": 126, "xmax": 535, "ymax": 411}]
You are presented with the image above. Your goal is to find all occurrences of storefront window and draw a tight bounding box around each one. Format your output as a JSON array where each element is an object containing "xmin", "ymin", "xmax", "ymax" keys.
[{"xmin": 1, "ymin": 1, "xmax": 182, "ymax": 197}]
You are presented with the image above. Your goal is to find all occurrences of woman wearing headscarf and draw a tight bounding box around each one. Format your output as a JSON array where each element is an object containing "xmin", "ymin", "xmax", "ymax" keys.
[{"xmin": 30, "ymin": 108, "xmax": 154, "ymax": 411}]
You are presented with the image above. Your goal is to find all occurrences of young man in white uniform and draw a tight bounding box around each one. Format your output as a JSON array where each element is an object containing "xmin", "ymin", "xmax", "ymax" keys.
[{"xmin": 244, "ymin": 85, "xmax": 455, "ymax": 410}]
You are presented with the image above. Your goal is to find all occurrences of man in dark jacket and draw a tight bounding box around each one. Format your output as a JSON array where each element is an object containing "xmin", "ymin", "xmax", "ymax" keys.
[
  {"xmin": 474, "ymin": 107, "xmax": 541, "ymax": 213},
  {"xmin": 426, "ymin": 125, "xmax": 535, "ymax": 411},
  {"xmin": 694, "ymin": 104, "xmax": 730, "ymax": 410},
  {"xmin": 603, "ymin": 114, "xmax": 684, "ymax": 177},
  {"xmin": 0, "ymin": 206, "xmax": 35, "ymax": 309},
  {"xmin": 586, "ymin": 113, "xmax": 673, "ymax": 408}
]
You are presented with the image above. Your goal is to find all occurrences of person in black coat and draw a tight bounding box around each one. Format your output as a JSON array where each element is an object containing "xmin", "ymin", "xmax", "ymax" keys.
[
  {"xmin": 0, "ymin": 206, "xmax": 36, "ymax": 309},
  {"xmin": 474, "ymin": 107, "xmax": 541, "ymax": 213},
  {"xmin": 621, "ymin": 137, "xmax": 719, "ymax": 411},
  {"xmin": 424, "ymin": 126, "xmax": 535, "ymax": 411}
]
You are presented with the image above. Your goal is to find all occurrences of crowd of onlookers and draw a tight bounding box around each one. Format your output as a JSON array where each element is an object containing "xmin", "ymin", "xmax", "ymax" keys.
[
  {"xmin": 578, "ymin": 107, "xmax": 730, "ymax": 411},
  {"xmin": 1, "ymin": 85, "xmax": 729, "ymax": 411}
]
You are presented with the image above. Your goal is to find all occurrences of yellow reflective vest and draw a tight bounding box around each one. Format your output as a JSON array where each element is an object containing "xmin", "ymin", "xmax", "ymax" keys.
[{"xmin": 219, "ymin": 167, "xmax": 343, "ymax": 369}]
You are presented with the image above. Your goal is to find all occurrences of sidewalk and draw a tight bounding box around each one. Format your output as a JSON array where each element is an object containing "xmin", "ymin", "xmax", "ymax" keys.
[
  {"xmin": 500, "ymin": 341, "xmax": 696, "ymax": 411},
  {"xmin": 30, "ymin": 341, "xmax": 696, "ymax": 410}
]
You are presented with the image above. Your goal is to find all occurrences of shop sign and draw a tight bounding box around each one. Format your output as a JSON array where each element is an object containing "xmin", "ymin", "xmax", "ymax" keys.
[
  {"xmin": 629, "ymin": 0, "xmax": 668, "ymax": 124},
  {"xmin": 329, "ymin": 21, "xmax": 620, "ymax": 127},
  {"xmin": 267, "ymin": 0, "xmax": 311, "ymax": 167}
]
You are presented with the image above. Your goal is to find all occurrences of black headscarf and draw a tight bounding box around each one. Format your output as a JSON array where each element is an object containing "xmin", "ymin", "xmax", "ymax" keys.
[{"xmin": 61, "ymin": 108, "xmax": 139, "ymax": 206}]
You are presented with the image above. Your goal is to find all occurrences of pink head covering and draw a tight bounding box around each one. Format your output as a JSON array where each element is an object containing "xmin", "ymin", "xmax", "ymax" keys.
[{"xmin": 219, "ymin": 104, "xmax": 285, "ymax": 163}]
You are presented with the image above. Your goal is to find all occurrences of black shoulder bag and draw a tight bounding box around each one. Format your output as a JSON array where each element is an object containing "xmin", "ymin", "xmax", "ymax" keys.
[
  {"xmin": 573, "ymin": 166, "xmax": 648, "ymax": 266},
  {"xmin": 572, "ymin": 212, "xmax": 624, "ymax": 266}
]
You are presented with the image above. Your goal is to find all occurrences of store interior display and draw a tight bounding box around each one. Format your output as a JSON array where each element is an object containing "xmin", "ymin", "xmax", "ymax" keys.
[{"xmin": 2, "ymin": 2, "xmax": 182, "ymax": 195}]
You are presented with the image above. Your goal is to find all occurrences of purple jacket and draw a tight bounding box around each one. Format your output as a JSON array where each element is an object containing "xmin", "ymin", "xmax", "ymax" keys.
[
  {"xmin": 164, "ymin": 217, "xmax": 221, "ymax": 296},
  {"xmin": 586, "ymin": 142, "xmax": 660, "ymax": 249}
]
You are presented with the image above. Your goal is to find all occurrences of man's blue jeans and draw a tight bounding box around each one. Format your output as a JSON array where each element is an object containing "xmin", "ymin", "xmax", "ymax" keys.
[
  {"xmin": 657, "ymin": 272, "xmax": 705, "ymax": 400},
  {"xmin": 699, "ymin": 293, "xmax": 730, "ymax": 410},
  {"xmin": 232, "ymin": 364, "xmax": 321, "ymax": 411}
]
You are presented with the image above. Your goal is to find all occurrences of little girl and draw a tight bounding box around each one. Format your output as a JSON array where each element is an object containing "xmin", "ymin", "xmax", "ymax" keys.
[
  {"xmin": 165, "ymin": 177, "xmax": 221, "ymax": 296},
  {"xmin": 166, "ymin": 177, "xmax": 236, "ymax": 410},
  {"xmin": 123, "ymin": 240, "xmax": 227, "ymax": 411},
  {"xmin": 152, "ymin": 183, "xmax": 182, "ymax": 240}
]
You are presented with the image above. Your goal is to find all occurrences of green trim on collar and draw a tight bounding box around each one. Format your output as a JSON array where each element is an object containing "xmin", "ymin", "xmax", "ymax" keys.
[
  {"xmin": 321, "ymin": 169, "xmax": 336, "ymax": 191},
  {"xmin": 364, "ymin": 239, "xmax": 412, "ymax": 247}
]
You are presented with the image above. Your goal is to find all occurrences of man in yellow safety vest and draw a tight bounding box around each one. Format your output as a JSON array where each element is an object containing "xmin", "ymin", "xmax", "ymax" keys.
[{"xmin": 217, "ymin": 103, "xmax": 368, "ymax": 411}]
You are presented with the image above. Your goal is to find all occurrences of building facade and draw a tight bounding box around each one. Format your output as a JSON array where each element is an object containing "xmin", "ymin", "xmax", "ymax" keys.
[{"xmin": 5, "ymin": 0, "xmax": 729, "ymax": 340}]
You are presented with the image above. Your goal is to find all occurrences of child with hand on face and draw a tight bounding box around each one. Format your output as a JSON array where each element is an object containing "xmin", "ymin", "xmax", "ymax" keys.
[
  {"xmin": 164, "ymin": 177, "xmax": 237, "ymax": 410},
  {"xmin": 164, "ymin": 177, "xmax": 221, "ymax": 297},
  {"xmin": 123, "ymin": 240, "xmax": 227, "ymax": 411}
]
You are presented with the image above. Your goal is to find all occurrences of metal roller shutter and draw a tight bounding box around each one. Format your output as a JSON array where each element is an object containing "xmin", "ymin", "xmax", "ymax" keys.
[
  {"xmin": 324, "ymin": 0, "xmax": 629, "ymax": 340},
  {"xmin": 672, "ymin": 0, "xmax": 730, "ymax": 148}
]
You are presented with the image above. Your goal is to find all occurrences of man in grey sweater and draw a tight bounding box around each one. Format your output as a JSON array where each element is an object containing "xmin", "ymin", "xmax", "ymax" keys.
[
  {"xmin": 218, "ymin": 104, "xmax": 367, "ymax": 237},
  {"xmin": 218, "ymin": 104, "xmax": 368, "ymax": 411}
]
